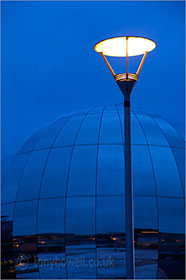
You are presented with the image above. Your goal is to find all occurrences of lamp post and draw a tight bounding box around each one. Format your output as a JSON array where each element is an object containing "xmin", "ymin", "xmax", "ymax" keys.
[{"xmin": 94, "ymin": 36, "xmax": 156, "ymax": 279}]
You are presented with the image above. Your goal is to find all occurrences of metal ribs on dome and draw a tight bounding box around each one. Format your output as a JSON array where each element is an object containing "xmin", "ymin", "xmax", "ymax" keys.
[{"xmin": 1, "ymin": 104, "xmax": 185, "ymax": 279}]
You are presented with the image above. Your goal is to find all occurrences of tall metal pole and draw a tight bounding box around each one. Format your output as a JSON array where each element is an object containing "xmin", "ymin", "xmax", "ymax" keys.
[
  {"xmin": 124, "ymin": 95, "xmax": 135, "ymax": 279},
  {"xmin": 124, "ymin": 36, "xmax": 135, "ymax": 280}
]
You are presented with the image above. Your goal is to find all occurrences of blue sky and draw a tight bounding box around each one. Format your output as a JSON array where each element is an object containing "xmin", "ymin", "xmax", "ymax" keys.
[{"xmin": 2, "ymin": 1, "xmax": 185, "ymax": 158}]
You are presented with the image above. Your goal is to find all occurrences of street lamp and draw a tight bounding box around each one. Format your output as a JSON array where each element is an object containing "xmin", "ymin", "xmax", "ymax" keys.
[{"xmin": 94, "ymin": 36, "xmax": 156, "ymax": 279}]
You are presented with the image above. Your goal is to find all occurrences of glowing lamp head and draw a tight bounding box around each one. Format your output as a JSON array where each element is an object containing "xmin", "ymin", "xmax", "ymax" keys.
[
  {"xmin": 94, "ymin": 35, "xmax": 156, "ymax": 97},
  {"xmin": 94, "ymin": 36, "xmax": 156, "ymax": 57}
]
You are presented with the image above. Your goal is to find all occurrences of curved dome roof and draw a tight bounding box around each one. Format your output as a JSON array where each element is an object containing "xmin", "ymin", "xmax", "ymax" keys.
[
  {"xmin": 1, "ymin": 104, "xmax": 185, "ymax": 279},
  {"xmin": 2, "ymin": 104, "xmax": 185, "ymax": 229}
]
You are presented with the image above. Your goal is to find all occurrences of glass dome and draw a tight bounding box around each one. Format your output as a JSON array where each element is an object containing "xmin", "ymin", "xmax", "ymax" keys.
[{"xmin": 1, "ymin": 104, "xmax": 185, "ymax": 279}]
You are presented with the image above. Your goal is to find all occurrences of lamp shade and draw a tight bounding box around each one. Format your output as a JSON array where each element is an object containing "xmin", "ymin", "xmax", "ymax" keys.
[{"xmin": 94, "ymin": 36, "xmax": 156, "ymax": 57}]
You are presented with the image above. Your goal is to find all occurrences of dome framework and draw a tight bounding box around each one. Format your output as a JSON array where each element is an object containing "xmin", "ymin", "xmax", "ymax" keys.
[{"xmin": 1, "ymin": 104, "xmax": 185, "ymax": 279}]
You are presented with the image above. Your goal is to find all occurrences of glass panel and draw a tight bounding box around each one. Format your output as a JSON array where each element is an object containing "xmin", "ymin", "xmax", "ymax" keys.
[
  {"xmin": 1, "ymin": 203, "xmax": 14, "ymax": 250},
  {"xmin": 170, "ymin": 121, "xmax": 185, "ymax": 139},
  {"xmin": 134, "ymin": 196, "xmax": 158, "ymax": 230},
  {"xmin": 54, "ymin": 115, "xmax": 85, "ymax": 147},
  {"xmin": 96, "ymin": 196, "xmax": 125, "ymax": 274},
  {"xmin": 131, "ymin": 113, "xmax": 147, "ymax": 145},
  {"xmin": 135, "ymin": 260, "xmax": 157, "ymax": 279},
  {"xmin": 68, "ymin": 146, "xmax": 97, "ymax": 196},
  {"xmin": 134, "ymin": 197, "xmax": 158, "ymax": 279},
  {"xmin": 40, "ymin": 147, "xmax": 72, "ymax": 199},
  {"xmin": 149, "ymin": 146, "xmax": 183, "ymax": 197},
  {"xmin": 38, "ymin": 249, "xmax": 66, "ymax": 279},
  {"xmin": 158, "ymin": 198, "xmax": 185, "ymax": 234},
  {"xmin": 1, "ymin": 203, "xmax": 14, "ymax": 221},
  {"xmin": 66, "ymin": 196, "xmax": 95, "ymax": 236},
  {"xmin": 34, "ymin": 118, "xmax": 69, "ymax": 150},
  {"xmin": 136, "ymin": 114, "xmax": 168, "ymax": 146},
  {"xmin": 1, "ymin": 156, "xmax": 14, "ymax": 184},
  {"xmin": 16, "ymin": 150, "xmax": 49, "ymax": 201},
  {"xmin": 66, "ymin": 197, "xmax": 95, "ymax": 260},
  {"xmin": 135, "ymin": 230, "xmax": 158, "ymax": 260},
  {"xmin": 14, "ymin": 235, "xmax": 39, "ymax": 279},
  {"xmin": 13, "ymin": 200, "xmax": 37, "ymax": 236},
  {"xmin": 1, "ymin": 203, "xmax": 16, "ymax": 279},
  {"xmin": 2, "ymin": 153, "xmax": 31, "ymax": 204},
  {"xmin": 153, "ymin": 117, "xmax": 185, "ymax": 148},
  {"xmin": 171, "ymin": 148, "xmax": 185, "ymax": 193},
  {"xmin": 37, "ymin": 198, "xmax": 65, "ymax": 234},
  {"xmin": 75, "ymin": 114, "xmax": 101, "ymax": 145},
  {"xmin": 158, "ymin": 232, "xmax": 185, "ymax": 279},
  {"xmin": 37, "ymin": 208, "xmax": 66, "ymax": 278},
  {"xmin": 18, "ymin": 125, "xmax": 47, "ymax": 154},
  {"xmin": 132, "ymin": 145, "xmax": 156, "ymax": 196},
  {"xmin": 99, "ymin": 112, "xmax": 122, "ymax": 144},
  {"xmin": 97, "ymin": 196, "xmax": 125, "ymax": 235},
  {"xmin": 96, "ymin": 198, "xmax": 126, "ymax": 278},
  {"xmin": 97, "ymin": 145, "xmax": 124, "ymax": 195},
  {"xmin": 134, "ymin": 216, "xmax": 158, "ymax": 278}
]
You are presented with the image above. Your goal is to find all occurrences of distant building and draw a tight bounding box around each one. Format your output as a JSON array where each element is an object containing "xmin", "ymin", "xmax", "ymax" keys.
[{"xmin": 1, "ymin": 104, "xmax": 185, "ymax": 279}]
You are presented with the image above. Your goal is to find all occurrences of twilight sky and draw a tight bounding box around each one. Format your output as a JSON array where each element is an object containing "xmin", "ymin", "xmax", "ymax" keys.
[{"xmin": 2, "ymin": 1, "xmax": 185, "ymax": 158}]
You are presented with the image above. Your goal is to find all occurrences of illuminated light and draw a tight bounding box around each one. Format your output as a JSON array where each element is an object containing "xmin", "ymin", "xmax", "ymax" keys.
[
  {"xmin": 176, "ymin": 240, "xmax": 180, "ymax": 243},
  {"xmin": 18, "ymin": 263, "xmax": 25, "ymax": 267},
  {"xmin": 94, "ymin": 36, "xmax": 156, "ymax": 57},
  {"xmin": 141, "ymin": 231, "xmax": 158, "ymax": 234},
  {"xmin": 112, "ymin": 237, "xmax": 117, "ymax": 241}
]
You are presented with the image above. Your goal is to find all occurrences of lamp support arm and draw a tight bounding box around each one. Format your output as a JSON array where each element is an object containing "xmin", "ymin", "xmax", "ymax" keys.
[{"xmin": 136, "ymin": 51, "xmax": 148, "ymax": 76}]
